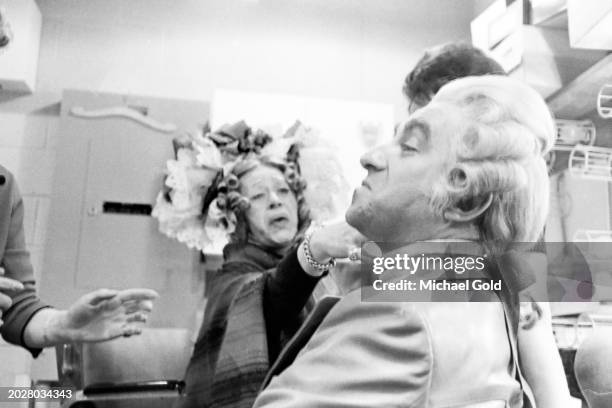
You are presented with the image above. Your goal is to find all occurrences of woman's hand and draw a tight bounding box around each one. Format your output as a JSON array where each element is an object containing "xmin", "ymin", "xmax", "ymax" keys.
[
  {"xmin": 308, "ymin": 220, "xmax": 367, "ymax": 263},
  {"xmin": 53, "ymin": 288, "xmax": 159, "ymax": 342},
  {"xmin": 24, "ymin": 288, "xmax": 159, "ymax": 347}
]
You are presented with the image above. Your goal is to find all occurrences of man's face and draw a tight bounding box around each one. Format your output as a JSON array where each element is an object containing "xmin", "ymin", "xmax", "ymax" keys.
[
  {"xmin": 346, "ymin": 101, "xmax": 464, "ymax": 242},
  {"xmin": 240, "ymin": 165, "xmax": 298, "ymax": 250}
]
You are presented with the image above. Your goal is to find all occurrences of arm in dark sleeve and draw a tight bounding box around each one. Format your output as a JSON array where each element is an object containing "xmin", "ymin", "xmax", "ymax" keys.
[
  {"xmin": 263, "ymin": 246, "xmax": 322, "ymax": 361},
  {"xmin": 0, "ymin": 170, "xmax": 50, "ymax": 357}
]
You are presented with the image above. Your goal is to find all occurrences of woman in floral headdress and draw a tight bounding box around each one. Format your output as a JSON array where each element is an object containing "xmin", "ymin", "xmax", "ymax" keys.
[{"xmin": 153, "ymin": 121, "xmax": 363, "ymax": 408}]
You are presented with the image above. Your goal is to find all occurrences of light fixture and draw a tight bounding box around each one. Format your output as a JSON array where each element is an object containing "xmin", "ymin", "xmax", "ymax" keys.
[{"xmin": 568, "ymin": 145, "xmax": 612, "ymax": 181}]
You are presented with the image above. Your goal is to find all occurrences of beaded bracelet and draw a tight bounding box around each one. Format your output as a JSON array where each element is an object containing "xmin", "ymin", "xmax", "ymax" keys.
[{"xmin": 303, "ymin": 225, "xmax": 336, "ymax": 274}]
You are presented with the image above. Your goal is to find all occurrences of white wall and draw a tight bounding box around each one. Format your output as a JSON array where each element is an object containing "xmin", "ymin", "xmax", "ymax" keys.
[
  {"xmin": 473, "ymin": 0, "xmax": 497, "ymax": 16},
  {"xmin": 33, "ymin": 0, "xmax": 474, "ymax": 119}
]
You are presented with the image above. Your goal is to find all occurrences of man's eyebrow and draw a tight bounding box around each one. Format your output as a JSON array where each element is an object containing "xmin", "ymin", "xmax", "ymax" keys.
[{"xmin": 399, "ymin": 119, "xmax": 430, "ymax": 141}]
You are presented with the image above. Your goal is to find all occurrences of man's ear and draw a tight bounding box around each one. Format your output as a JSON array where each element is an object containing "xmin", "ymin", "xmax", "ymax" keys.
[{"xmin": 443, "ymin": 194, "xmax": 493, "ymax": 223}]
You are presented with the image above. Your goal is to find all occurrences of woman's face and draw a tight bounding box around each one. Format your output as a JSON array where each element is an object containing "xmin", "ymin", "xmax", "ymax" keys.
[{"xmin": 240, "ymin": 165, "xmax": 298, "ymax": 250}]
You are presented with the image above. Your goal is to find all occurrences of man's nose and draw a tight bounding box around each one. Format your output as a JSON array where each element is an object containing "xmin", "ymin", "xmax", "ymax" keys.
[{"xmin": 360, "ymin": 147, "xmax": 386, "ymax": 171}]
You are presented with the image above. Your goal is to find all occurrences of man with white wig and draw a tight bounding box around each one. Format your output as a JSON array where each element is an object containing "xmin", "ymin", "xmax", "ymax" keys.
[{"xmin": 252, "ymin": 75, "xmax": 572, "ymax": 407}]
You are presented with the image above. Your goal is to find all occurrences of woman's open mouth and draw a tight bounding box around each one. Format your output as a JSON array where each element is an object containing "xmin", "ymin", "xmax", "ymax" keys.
[{"xmin": 269, "ymin": 215, "xmax": 290, "ymax": 227}]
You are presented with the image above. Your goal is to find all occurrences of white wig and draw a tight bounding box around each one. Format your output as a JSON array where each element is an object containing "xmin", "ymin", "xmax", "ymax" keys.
[{"xmin": 430, "ymin": 75, "xmax": 554, "ymax": 244}]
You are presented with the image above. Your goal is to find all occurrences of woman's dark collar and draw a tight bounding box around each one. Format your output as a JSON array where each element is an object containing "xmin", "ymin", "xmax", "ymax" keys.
[{"xmin": 222, "ymin": 242, "xmax": 285, "ymax": 272}]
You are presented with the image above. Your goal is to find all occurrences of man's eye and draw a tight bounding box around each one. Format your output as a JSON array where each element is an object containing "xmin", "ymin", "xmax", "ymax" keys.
[{"xmin": 251, "ymin": 193, "xmax": 265, "ymax": 200}]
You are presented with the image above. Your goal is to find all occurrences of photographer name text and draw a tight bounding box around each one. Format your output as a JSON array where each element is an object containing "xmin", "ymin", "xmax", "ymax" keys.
[{"xmin": 372, "ymin": 279, "xmax": 502, "ymax": 292}]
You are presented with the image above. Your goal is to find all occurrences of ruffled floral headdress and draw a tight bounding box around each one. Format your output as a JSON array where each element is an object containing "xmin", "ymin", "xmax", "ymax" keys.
[{"xmin": 152, "ymin": 120, "xmax": 309, "ymax": 253}]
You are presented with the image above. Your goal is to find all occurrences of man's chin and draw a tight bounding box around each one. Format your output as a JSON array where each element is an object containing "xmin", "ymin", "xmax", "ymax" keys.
[{"xmin": 345, "ymin": 204, "xmax": 367, "ymax": 233}]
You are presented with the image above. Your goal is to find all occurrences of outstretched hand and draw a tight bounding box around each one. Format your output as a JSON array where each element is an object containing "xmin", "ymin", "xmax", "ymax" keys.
[{"xmin": 49, "ymin": 288, "xmax": 159, "ymax": 343}]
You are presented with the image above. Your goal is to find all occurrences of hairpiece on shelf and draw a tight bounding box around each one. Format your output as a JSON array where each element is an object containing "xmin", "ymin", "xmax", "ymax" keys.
[
  {"xmin": 553, "ymin": 119, "xmax": 596, "ymax": 151},
  {"xmin": 597, "ymin": 84, "xmax": 612, "ymax": 119},
  {"xmin": 568, "ymin": 145, "xmax": 612, "ymax": 182}
]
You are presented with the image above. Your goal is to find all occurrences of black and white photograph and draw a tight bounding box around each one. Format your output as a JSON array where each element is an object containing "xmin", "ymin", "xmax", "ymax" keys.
[{"xmin": 1, "ymin": 0, "xmax": 612, "ymax": 407}]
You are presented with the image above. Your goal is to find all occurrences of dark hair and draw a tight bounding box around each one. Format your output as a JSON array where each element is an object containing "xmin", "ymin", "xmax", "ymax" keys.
[{"xmin": 403, "ymin": 42, "xmax": 506, "ymax": 110}]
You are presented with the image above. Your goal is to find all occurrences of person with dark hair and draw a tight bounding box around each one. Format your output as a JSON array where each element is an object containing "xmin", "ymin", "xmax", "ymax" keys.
[
  {"xmin": 401, "ymin": 44, "xmax": 576, "ymax": 408},
  {"xmin": 403, "ymin": 42, "xmax": 506, "ymax": 113}
]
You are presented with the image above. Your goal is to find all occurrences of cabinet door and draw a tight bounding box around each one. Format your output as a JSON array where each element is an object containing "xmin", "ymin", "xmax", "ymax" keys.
[
  {"xmin": 42, "ymin": 90, "xmax": 209, "ymax": 329},
  {"xmin": 76, "ymin": 116, "xmax": 178, "ymax": 290}
]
